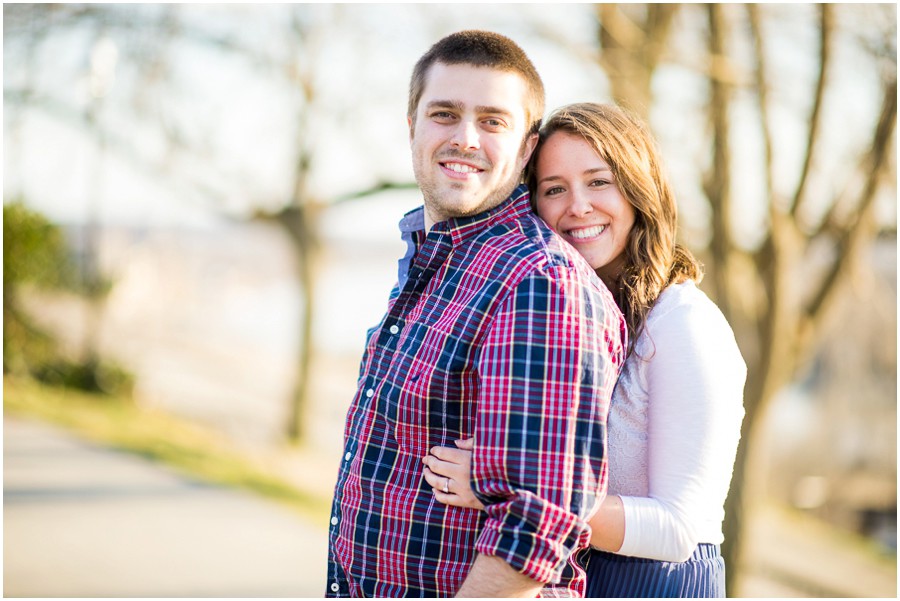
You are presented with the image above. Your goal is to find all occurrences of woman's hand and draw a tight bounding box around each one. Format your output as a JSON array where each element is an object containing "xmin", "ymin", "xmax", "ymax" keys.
[{"xmin": 421, "ymin": 438, "xmax": 485, "ymax": 510}]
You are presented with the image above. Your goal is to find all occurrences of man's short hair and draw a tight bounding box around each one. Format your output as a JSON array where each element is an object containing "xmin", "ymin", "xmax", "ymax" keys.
[{"xmin": 407, "ymin": 30, "xmax": 545, "ymax": 136}]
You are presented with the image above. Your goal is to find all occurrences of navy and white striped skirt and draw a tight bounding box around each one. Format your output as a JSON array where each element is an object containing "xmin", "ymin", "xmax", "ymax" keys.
[{"xmin": 584, "ymin": 544, "xmax": 725, "ymax": 598}]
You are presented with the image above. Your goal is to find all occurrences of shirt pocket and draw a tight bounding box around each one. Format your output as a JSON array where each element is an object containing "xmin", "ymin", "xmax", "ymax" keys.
[{"xmin": 386, "ymin": 323, "xmax": 473, "ymax": 456}]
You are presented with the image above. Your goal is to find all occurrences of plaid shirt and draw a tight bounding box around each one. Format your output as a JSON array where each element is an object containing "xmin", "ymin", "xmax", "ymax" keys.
[{"xmin": 327, "ymin": 185, "xmax": 626, "ymax": 597}]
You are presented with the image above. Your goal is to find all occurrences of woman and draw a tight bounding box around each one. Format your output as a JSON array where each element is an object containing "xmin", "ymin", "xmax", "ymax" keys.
[{"xmin": 422, "ymin": 103, "xmax": 746, "ymax": 597}]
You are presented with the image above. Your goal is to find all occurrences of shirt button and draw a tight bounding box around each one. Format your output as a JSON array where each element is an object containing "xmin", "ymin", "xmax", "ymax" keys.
[
  {"xmin": 331, "ymin": 516, "xmax": 339, "ymax": 526},
  {"xmin": 345, "ymin": 452, "xmax": 352, "ymax": 461},
  {"xmin": 330, "ymin": 582, "xmax": 340, "ymax": 593},
  {"xmin": 389, "ymin": 324, "xmax": 399, "ymax": 334},
  {"xmin": 366, "ymin": 389, "xmax": 374, "ymax": 398}
]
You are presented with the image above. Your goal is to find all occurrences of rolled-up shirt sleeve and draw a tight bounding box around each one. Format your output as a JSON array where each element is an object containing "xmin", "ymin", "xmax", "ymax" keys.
[{"xmin": 472, "ymin": 267, "xmax": 622, "ymax": 584}]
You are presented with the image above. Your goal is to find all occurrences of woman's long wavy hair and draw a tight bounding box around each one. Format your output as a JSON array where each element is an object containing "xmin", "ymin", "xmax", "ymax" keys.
[{"xmin": 527, "ymin": 103, "xmax": 703, "ymax": 356}]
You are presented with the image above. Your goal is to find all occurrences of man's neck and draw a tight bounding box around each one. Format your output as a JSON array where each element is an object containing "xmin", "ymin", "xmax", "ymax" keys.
[{"xmin": 424, "ymin": 209, "xmax": 436, "ymax": 234}]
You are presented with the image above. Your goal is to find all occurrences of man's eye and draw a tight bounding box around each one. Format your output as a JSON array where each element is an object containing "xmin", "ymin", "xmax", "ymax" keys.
[
  {"xmin": 483, "ymin": 118, "xmax": 508, "ymax": 130},
  {"xmin": 432, "ymin": 112, "xmax": 455, "ymax": 120}
]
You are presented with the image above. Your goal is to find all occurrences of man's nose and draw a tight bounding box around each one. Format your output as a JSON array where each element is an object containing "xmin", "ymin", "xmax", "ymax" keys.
[{"xmin": 450, "ymin": 121, "xmax": 480, "ymax": 151}]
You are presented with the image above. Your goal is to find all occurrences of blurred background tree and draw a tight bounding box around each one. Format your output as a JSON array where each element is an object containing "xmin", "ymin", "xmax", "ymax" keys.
[
  {"xmin": 4, "ymin": 3, "xmax": 416, "ymax": 442},
  {"xmin": 3, "ymin": 200, "xmax": 131, "ymax": 393},
  {"xmin": 3, "ymin": 201, "xmax": 73, "ymax": 374},
  {"xmin": 588, "ymin": 5, "xmax": 896, "ymax": 590}
]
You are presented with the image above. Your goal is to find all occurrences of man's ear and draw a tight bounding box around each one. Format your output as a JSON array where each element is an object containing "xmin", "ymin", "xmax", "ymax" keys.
[
  {"xmin": 520, "ymin": 132, "xmax": 539, "ymax": 167},
  {"xmin": 407, "ymin": 116, "xmax": 415, "ymax": 144}
]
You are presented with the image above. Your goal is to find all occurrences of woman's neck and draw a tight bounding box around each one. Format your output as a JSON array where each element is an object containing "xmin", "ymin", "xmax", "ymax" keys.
[{"xmin": 596, "ymin": 255, "xmax": 627, "ymax": 293}]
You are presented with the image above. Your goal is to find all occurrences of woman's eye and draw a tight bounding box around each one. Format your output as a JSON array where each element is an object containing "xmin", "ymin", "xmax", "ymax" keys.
[
  {"xmin": 589, "ymin": 179, "xmax": 611, "ymax": 187},
  {"xmin": 544, "ymin": 186, "xmax": 565, "ymax": 196}
]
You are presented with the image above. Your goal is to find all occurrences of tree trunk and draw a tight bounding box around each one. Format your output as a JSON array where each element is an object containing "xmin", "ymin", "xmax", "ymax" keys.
[
  {"xmin": 277, "ymin": 205, "xmax": 321, "ymax": 444},
  {"xmin": 596, "ymin": 3, "xmax": 680, "ymax": 119}
]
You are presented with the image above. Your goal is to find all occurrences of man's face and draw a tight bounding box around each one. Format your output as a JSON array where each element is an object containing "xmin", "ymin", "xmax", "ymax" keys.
[{"xmin": 408, "ymin": 62, "xmax": 538, "ymax": 230}]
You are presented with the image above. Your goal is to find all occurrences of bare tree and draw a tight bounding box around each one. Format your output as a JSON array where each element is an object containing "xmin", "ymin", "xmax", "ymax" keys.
[
  {"xmin": 4, "ymin": 4, "xmax": 409, "ymax": 443},
  {"xmin": 594, "ymin": 3, "xmax": 896, "ymax": 594},
  {"xmin": 595, "ymin": 3, "xmax": 680, "ymax": 119}
]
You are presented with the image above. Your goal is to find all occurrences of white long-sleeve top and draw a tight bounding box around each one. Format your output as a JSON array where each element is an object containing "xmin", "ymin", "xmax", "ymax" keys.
[{"xmin": 607, "ymin": 280, "xmax": 746, "ymax": 562}]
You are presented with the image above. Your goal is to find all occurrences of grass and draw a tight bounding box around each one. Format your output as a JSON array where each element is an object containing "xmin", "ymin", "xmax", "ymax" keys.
[{"xmin": 4, "ymin": 375, "xmax": 332, "ymax": 523}]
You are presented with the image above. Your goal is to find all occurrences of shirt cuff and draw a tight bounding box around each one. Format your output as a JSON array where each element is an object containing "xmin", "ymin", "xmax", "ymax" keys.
[
  {"xmin": 474, "ymin": 497, "xmax": 590, "ymax": 584},
  {"xmin": 616, "ymin": 494, "xmax": 649, "ymax": 558},
  {"xmin": 617, "ymin": 495, "xmax": 697, "ymax": 562}
]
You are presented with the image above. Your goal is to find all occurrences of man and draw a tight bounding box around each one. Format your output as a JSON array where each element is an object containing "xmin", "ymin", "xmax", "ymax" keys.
[{"xmin": 326, "ymin": 30, "xmax": 626, "ymax": 597}]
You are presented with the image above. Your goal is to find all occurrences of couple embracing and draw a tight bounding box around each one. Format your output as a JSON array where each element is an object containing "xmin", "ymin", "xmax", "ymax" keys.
[{"xmin": 326, "ymin": 30, "xmax": 745, "ymax": 598}]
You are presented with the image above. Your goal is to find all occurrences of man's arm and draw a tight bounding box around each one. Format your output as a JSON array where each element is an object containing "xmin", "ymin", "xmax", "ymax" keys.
[
  {"xmin": 455, "ymin": 554, "xmax": 543, "ymax": 598},
  {"xmin": 468, "ymin": 267, "xmax": 622, "ymax": 587}
]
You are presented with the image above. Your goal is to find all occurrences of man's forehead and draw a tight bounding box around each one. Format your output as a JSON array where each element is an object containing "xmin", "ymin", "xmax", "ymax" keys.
[{"xmin": 419, "ymin": 62, "xmax": 529, "ymax": 113}]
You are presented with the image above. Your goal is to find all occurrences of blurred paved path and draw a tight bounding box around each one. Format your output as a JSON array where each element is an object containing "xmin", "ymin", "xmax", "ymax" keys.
[
  {"xmin": 4, "ymin": 416, "xmax": 328, "ymax": 597},
  {"xmin": 5, "ymin": 415, "xmax": 895, "ymax": 598}
]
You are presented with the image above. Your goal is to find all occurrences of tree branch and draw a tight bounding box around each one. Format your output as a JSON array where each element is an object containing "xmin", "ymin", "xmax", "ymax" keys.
[
  {"xmin": 747, "ymin": 5, "xmax": 776, "ymax": 212},
  {"xmin": 703, "ymin": 4, "xmax": 734, "ymax": 319},
  {"xmin": 803, "ymin": 76, "xmax": 897, "ymax": 332},
  {"xmin": 333, "ymin": 180, "xmax": 420, "ymax": 204},
  {"xmin": 790, "ymin": 4, "xmax": 833, "ymax": 221}
]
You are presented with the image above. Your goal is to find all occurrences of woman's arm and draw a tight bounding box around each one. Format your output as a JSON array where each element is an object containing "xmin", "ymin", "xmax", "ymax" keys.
[
  {"xmin": 587, "ymin": 495, "xmax": 625, "ymax": 552},
  {"xmin": 615, "ymin": 293, "xmax": 745, "ymax": 562},
  {"xmin": 424, "ymin": 289, "xmax": 746, "ymax": 563},
  {"xmin": 424, "ymin": 439, "xmax": 626, "ymax": 554}
]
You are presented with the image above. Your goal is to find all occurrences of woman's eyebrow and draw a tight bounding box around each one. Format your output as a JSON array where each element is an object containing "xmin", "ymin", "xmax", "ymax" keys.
[{"xmin": 538, "ymin": 167, "xmax": 613, "ymax": 186}]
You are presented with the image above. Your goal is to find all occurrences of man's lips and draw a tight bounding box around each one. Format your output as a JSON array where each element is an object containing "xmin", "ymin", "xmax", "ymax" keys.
[{"xmin": 439, "ymin": 160, "xmax": 485, "ymax": 177}]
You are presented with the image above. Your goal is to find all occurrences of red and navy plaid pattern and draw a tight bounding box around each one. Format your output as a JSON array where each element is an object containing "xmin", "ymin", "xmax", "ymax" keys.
[{"xmin": 327, "ymin": 186, "xmax": 627, "ymax": 598}]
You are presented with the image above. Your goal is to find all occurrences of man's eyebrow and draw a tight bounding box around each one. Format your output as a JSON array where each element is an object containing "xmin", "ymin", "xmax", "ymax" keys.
[
  {"xmin": 425, "ymin": 100, "xmax": 464, "ymax": 112},
  {"xmin": 475, "ymin": 105, "xmax": 515, "ymax": 118},
  {"xmin": 424, "ymin": 100, "xmax": 515, "ymax": 119}
]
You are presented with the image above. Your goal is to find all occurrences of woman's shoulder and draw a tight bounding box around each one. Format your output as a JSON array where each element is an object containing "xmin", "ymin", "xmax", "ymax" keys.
[
  {"xmin": 637, "ymin": 282, "xmax": 747, "ymax": 382},
  {"xmin": 648, "ymin": 280, "xmax": 722, "ymax": 323},
  {"xmin": 642, "ymin": 281, "xmax": 740, "ymax": 350}
]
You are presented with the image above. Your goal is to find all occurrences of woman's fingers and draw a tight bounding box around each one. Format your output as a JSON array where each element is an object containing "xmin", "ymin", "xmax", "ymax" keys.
[
  {"xmin": 455, "ymin": 438, "xmax": 475, "ymax": 450},
  {"xmin": 428, "ymin": 445, "xmax": 471, "ymax": 465},
  {"xmin": 422, "ymin": 465, "xmax": 442, "ymax": 489},
  {"xmin": 424, "ymin": 466, "xmax": 470, "ymax": 508},
  {"xmin": 423, "ymin": 453, "xmax": 466, "ymax": 480},
  {"xmin": 421, "ymin": 441, "xmax": 483, "ymax": 511}
]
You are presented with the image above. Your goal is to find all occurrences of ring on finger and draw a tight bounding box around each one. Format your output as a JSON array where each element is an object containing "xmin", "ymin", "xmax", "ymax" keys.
[{"xmin": 443, "ymin": 477, "xmax": 450, "ymax": 494}]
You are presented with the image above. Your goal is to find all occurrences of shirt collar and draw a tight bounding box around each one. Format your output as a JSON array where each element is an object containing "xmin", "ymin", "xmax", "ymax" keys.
[
  {"xmin": 430, "ymin": 184, "xmax": 532, "ymax": 247},
  {"xmin": 399, "ymin": 205, "xmax": 426, "ymax": 235}
]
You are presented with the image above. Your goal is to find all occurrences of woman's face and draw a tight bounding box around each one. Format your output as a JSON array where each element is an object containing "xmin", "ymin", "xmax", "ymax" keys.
[{"xmin": 533, "ymin": 132, "xmax": 636, "ymax": 284}]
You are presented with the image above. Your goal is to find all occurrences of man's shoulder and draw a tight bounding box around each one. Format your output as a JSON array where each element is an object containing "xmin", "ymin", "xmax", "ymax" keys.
[{"xmin": 480, "ymin": 210, "xmax": 586, "ymax": 273}]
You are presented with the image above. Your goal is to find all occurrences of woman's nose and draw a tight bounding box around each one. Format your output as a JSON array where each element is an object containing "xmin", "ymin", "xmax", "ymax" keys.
[{"xmin": 567, "ymin": 188, "xmax": 593, "ymax": 217}]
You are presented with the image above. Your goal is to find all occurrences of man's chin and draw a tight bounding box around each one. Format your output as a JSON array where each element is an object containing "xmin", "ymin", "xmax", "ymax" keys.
[{"xmin": 424, "ymin": 180, "xmax": 519, "ymax": 220}]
